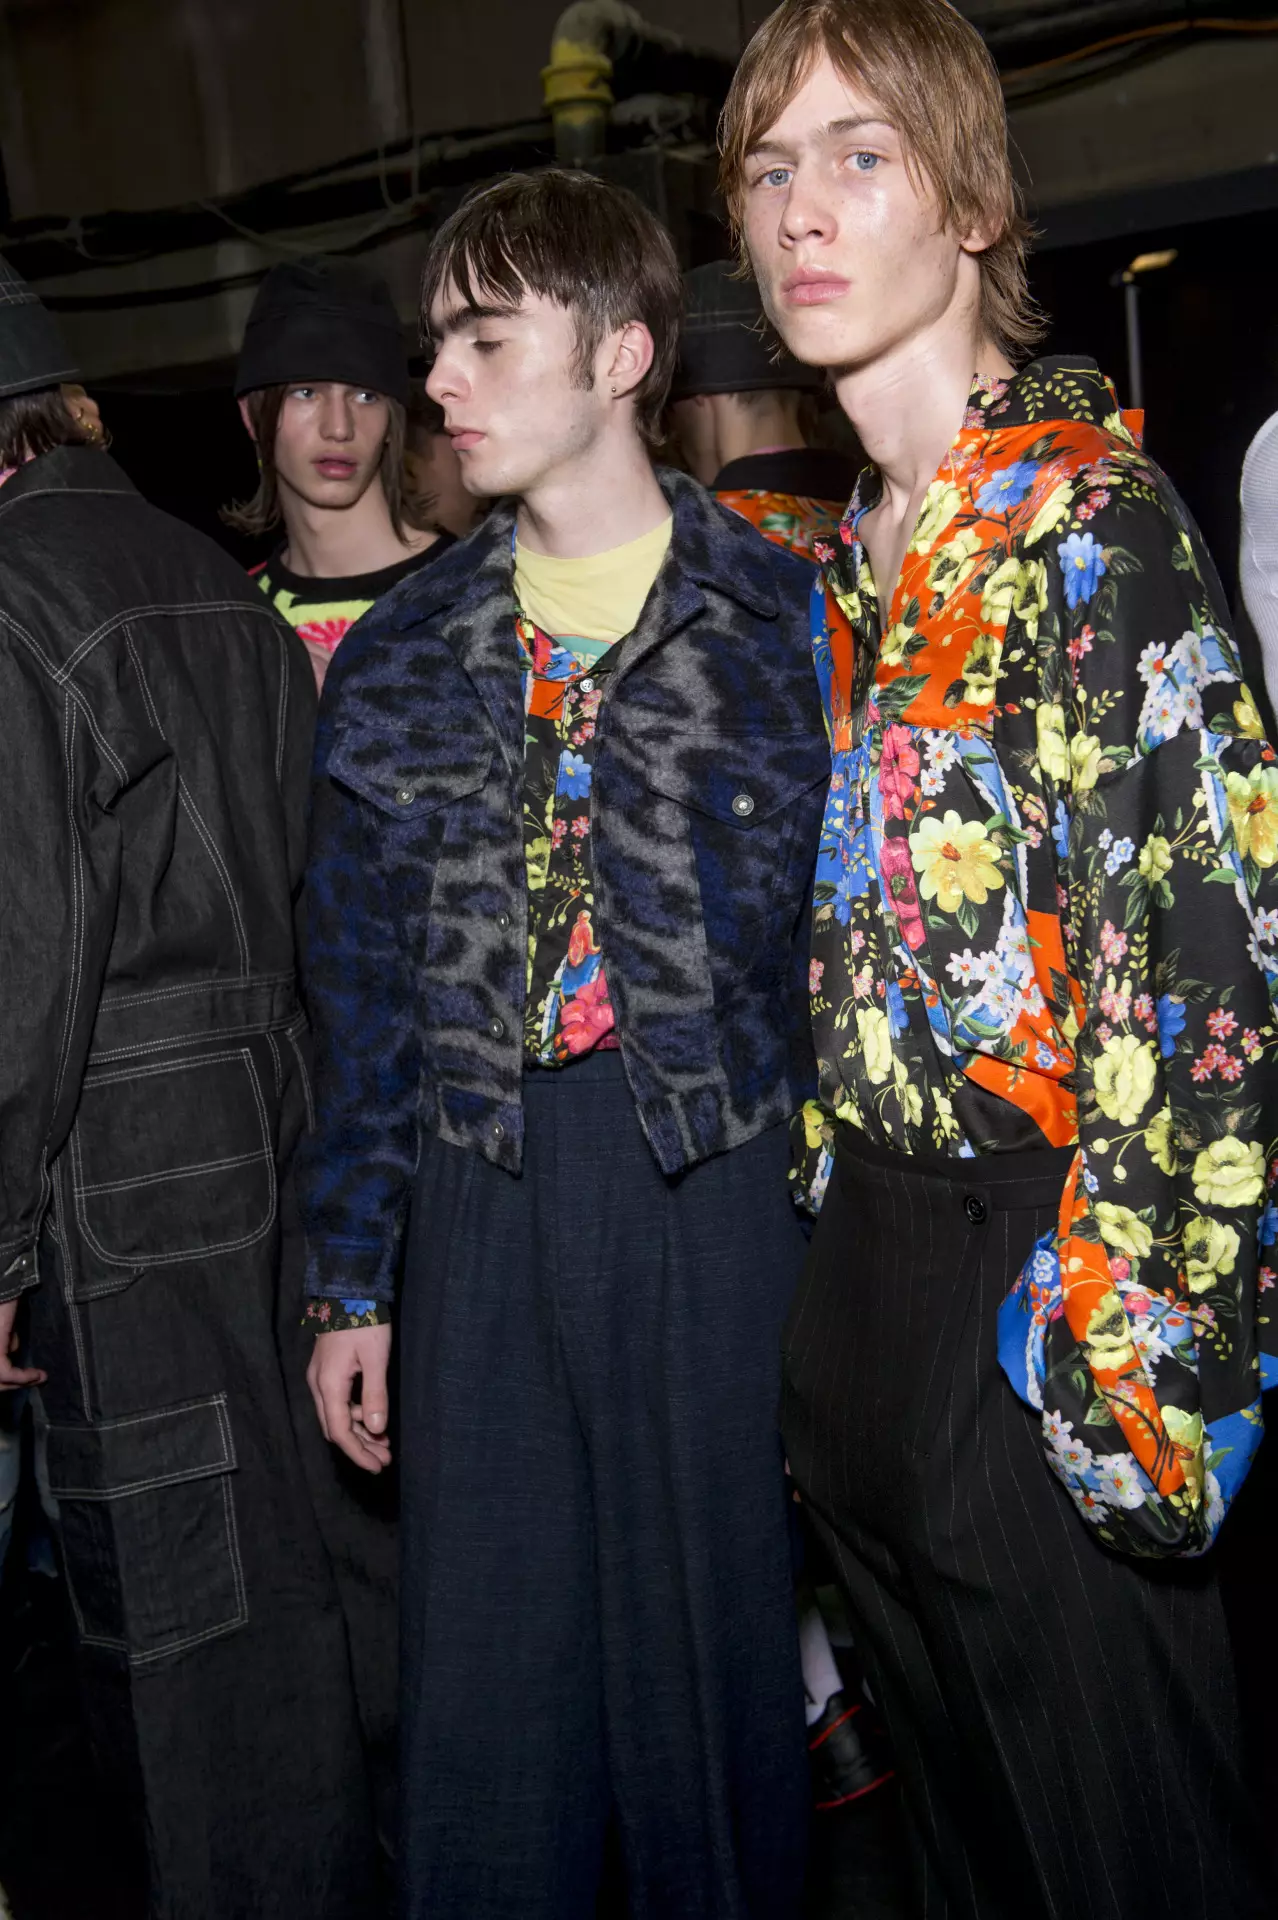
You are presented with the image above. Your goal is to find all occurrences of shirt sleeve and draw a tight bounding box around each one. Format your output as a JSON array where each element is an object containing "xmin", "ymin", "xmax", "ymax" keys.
[
  {"xmin": 998, "ymin": 458, "xmax": 1278, "ymax": 1556},
  {"xmin": 303, "ymin": 1297, "xmax": 387, "ymax": 1332}
]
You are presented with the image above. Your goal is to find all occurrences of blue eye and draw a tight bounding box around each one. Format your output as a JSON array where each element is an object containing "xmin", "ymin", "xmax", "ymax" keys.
[{"xmin": 853, "ymin": 151, "xmax": 879, "ymax": 172}]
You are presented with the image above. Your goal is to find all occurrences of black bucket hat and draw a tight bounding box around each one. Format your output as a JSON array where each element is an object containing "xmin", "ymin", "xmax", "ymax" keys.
[
  {"xmin": 234, "ymin": 255, "xmax": 409, "ymax": 405},
  {"xmin": 0, "ymin": 252, "xmax": 80, "ymax": 400},
  {"xmin": 670, "ymin": 259, "xmax": 823, "ymax": 402}
]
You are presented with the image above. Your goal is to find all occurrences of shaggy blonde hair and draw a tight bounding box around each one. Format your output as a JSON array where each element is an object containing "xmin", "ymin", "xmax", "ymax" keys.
[{"xmin": 719, "ymin": 0, "xmax": 1044, "ymax": 362}]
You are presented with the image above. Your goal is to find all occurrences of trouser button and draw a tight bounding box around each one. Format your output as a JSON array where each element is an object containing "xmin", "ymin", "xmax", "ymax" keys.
[{"xmin": 964, "ymin": 1193, "xmax": 988, "ymax": 1225}]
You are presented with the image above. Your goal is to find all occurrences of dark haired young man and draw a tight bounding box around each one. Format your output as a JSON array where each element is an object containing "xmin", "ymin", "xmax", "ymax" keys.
[
  {"xmin": 669, "ymin": 257, "xmax": 856, "ymax": 561},
  {"xmin": 403, "ymin": 384, "xmax": 486, "ymax": 539},
  {"xmin": 301, "ymin": 167, "xmax": 826, "ymax": 1919},
  {"xmin": 721, "ymin": 2, "xmax": 1277, "ymax": 1916},
  {"xmin": 229, "ymin": 255, "xmax": 451, "ymax": 689}
]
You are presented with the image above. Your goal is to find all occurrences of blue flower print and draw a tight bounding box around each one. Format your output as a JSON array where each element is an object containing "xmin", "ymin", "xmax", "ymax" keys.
[
  {"xmin": 1058, "ymin": 531, "xmax": 1107, "ymax": 610},
  {"xmin": 975, "ymin": 460, "xmax": 1038, "ymax": 514},
  {"xmin": 884, "ymin": 977, "xmax": 907, "ymax": 1036},
  {"xmin": 1104, "ymin": 836, "xmax": 1135, "ymax": 876},
  {"xmin": 833, "ymin": 870, "xmax": 862, "ymax": 925},
  {"xmin": 1156, "ymin": 994, "xmax": 1187, "ymax": 1057},
  {"xmin": 1052, "ymin": 800, "xmax": 1071, "ymax": 860},
  {"xmin": 1257, "ymin": 1201, "xmax": 1278, "ymax": 1251},
  {"xmin": 556, "ymin": 750, "xmax": 592, "ymax": 800}
]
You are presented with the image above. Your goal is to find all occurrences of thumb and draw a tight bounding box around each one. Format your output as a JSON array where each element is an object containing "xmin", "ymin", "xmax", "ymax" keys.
[{"xmin": 360, "ymin": 1355, "xmax": 389, "ymax": 1434}]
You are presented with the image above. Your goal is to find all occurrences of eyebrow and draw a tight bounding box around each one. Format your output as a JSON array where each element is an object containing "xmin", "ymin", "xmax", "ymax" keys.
[
  {"xmin": 430, "ymin": 300, "xmax": 526, "ymax": 344},
  {"xmin": 746, "ymin": 115, "xmax": 888, "ymax": 160}
]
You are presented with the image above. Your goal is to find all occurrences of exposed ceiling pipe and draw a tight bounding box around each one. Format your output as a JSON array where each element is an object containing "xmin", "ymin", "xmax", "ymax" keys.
[{"xmin": 541, "ymin": 0, "xmax": 733, "ymax": 168}]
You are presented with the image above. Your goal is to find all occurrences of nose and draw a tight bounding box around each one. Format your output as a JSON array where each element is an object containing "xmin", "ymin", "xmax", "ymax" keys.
[
  {"xmin": 318, "ymin": 386, "xmax": 355, "ymax": 441},
  {"xmin": 778, "ymin": 158, "xmax": 837, "ymax": 251},
  {"xmin": 425, "ymin": 347, "xmax": 465, "ymax": 409}
]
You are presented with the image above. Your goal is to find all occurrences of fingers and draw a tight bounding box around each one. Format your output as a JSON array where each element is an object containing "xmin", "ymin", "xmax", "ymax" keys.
[
  {"xmin": 0, "ymin": 1361, "xmax": 47, "ymax": 1390},
  {"xmin": 307, "ymin": 1329, "xmax": 392, "ymax": 1474}
]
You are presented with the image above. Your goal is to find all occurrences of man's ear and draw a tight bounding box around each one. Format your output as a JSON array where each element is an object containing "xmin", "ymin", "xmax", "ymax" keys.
[
  {"xmin": 237, "ymin": 395, "xmax": 256, "ymax": 440},
  {"xmin": 959, "ymin": 215, "xmax": 1001, "ymax": 259},
  {"xmin": 601, "ymin": 319, "xmax": 656, "ymax": 400}
]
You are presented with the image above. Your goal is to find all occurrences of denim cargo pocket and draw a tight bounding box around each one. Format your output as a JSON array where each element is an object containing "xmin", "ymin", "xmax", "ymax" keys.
[
  {"xmin": 43, "ymin": 1395, "xmax": 246, "ymax": 1665},
  {"xmin": 68, "ymin": 1044, "xmax": 276, "ymax": 1297}
]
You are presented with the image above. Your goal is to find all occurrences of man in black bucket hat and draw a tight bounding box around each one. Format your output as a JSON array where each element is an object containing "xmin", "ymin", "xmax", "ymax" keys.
[
  {"xmin": 0, "ymin": 254, "xmax": 382, "ymax": 1919},
  {"xmin": 667, "ymin": 258, "xmax": 857, "ymax": 560}
]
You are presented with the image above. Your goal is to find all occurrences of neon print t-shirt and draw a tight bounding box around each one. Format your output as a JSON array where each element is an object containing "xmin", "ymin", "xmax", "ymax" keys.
[{"xmin": 253, "ymin": 537, "xmax": 452, "ymax": 691}]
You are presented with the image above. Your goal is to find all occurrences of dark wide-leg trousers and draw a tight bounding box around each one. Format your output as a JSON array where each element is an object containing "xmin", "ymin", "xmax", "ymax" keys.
[
  {"xmin": 781, "ymin": 1130, "xmax": 1273, "ymax": 1920},
  {"xmin": 398, "ymin": 1054, "xmax": 810, "ymax": 1920}
]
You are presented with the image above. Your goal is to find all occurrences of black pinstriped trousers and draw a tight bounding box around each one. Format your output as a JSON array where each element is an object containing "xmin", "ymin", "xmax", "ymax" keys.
[{"xmin": 781, "ymin": 1129, "xmax": 1272, "ymax": 1920}]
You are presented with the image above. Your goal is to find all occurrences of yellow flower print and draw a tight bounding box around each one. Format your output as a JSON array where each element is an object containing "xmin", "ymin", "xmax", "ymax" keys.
[
  {"xmin": 960, "ymin": 632, "xmax": 1001, "ymax": 707},
  {"xmin": 933, "ymin": 1087, "xmax": 961, "ymax": 1139},
  {"xmin": 1081, "ymin": 1289, "xmax": 1137, "ymax": 1374},
  {"xmin": 1191, "ymin": 1136, "xmax": 1265, "ymax": 1210},
  {"xmin": 1103, "ymin": 410, "xmax": 1137, "ymax": 449},
  {"xmin": 1225, "ymin": 764, "xmax": 1278, "ymax": 868},
  {"xmin": 833, "ymin": 1089, "xmax": 866, "ymax": 1132},
  {"xmin": 925, "ymin": 527, "xmax": 982, "ymax": 600},
  {"xmin": 1143, "ymin": 1104, "xmax": 1178, "ymax": 1175},
  {"xmin": 1070, "ymin": 732, "xmax": 1102, "ymax": 792},
  {"xmin": 909, "ymin": 811, "xmax": 1005, "ymax": 913},
  {"xmin": 1036, "ymin": 703, "xmax": 1071, "ymax": 784},
  {"xmin": 1093, "ymin": 1034, "xmax": 1157, "ymax": 1127},
  {"xmin": 800, "ymin": 1099, "xmax": 829, "ymax": 1153},
  {"xmin": 1137, "ymin": 834, "xmax": 1172, "ymax": 883},
  {"xmin": 1233, "ymin": 684, "xmax": 1265, "ymax": 740},
  {"xmin": 1182, "ymin": 1216, "xmax": 1240, "ymax": 1293},
  {"xmin": 879, "ymin": 621, "xmax": 915, "ymax": 668},
  {"xmin": 908, "ymin": 480, "xmax": 962, "ymax": 555},
  {"xmin": 1024, "ymin": 478, "xmax": 1074, "ymax": 547},
  {"xmin": 857, "ymin": 1007, "xmax": 893, "ymax": 1085},
  {"xmin": 1161, "ymin": 1405, "xmax": 1205, "ymax": 1506},
  {"xmin": 1094, "ymin": 1202, "xmax": 1153, "ymax": 1261},
  {"xmin": 980, "ymin": 556, "xmax": 1048, "ymax": 638},
  {"xmin": 892, "ymin": 1057, "xmax": 923, "ymax": 1128}
]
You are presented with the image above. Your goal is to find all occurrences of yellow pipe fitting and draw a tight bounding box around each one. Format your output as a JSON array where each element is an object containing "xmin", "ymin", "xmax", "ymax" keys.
[{"xmin": 541, "ymin": 39, "xmax": 614, "ymax": 165}]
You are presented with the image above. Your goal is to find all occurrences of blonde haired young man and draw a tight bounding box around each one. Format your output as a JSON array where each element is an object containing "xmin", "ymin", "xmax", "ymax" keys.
[{"xmin": 723, "ymin": 2, "xmax": 1277, "ymax": 1914}]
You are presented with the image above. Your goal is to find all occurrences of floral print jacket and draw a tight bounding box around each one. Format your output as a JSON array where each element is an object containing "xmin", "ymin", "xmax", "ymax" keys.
[{"xmin": 800, "ymin": 356, "xmax": 1278, "ymax": 1558}]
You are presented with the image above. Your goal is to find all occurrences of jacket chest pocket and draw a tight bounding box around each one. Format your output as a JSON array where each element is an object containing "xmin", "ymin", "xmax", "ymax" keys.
[
  {"xmin": 641, "ymin": 728, "xmax": 830, "ymax": 957},
  {"xmin": 327, "ymin": 723, "xmax": 494, "ymax": 826},
  {"xmin": 66, "ymin": 1040, "xmax": 277, "ymax": 1299}
]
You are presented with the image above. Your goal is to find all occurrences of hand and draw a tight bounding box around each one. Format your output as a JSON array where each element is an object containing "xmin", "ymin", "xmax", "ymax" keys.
[
  {"xmin": 0, "ymin": 1296, "xmax": 47, "ymax": 1391},
  {"xmin": 306, "ymin": 1322, "xmax": 392, "ymax": 1473}
]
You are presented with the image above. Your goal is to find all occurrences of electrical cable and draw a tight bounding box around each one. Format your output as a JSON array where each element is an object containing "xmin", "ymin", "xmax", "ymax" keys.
[{"xmin": 1001, "ymin": 12, "xmax": 1278, "ymax": 83}]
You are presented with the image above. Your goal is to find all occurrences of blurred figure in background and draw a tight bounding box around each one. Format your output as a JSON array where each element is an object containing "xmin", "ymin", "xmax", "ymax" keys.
[
  {"xmin": 0, "ymin": 254, "xmax": 379, "ymax": 1919},
  {"xmin": 226, "ymin": 256, "xmax": 452, "ymax": 691},
  {"xmin": 668, "ymin": 258, "xmax": 856, "ymax": 559},
  {"xmin": 1241, "ymin": 409, "xmax": 1278, "ymax": 722},
  {"xmin": 404, "ymin": 384, "xmax": 487, "ymax": 538}
]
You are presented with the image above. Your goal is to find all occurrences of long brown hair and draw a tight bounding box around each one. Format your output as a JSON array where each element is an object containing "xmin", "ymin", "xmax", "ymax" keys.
[
  {"xmin": 0, "ymin": 385, "xmax": 96, "ymax": 468},
  {"xmin": 718, "ymin": 0, "xmax": 1046, "ymax": 364},
  {"xmin": 221, "ymin": 384, "xmax": 429, "ymax": 539}
]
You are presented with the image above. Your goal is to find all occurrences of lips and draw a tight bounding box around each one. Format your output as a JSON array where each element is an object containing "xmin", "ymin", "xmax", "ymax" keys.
[
  {"xmin": 314, "ymin": 458, "xmax": 357, "ymax": 478},
  {"xmin": 448, "ymin": 430, "xmax": 484, "ymax": 451},
  {"xmin": 781, "ymin": 273, "xmax": 850, "ymax": 307}
]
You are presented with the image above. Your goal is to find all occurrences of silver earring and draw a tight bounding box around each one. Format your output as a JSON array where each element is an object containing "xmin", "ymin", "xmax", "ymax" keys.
[{"xmin": 611, "ymin": 384, "xmax": 617, "ymax": 394}]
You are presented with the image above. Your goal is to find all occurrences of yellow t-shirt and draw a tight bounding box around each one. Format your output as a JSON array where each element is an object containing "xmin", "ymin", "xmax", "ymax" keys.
[{"xmin": 514, "ymin": 515, "xmax": 673, "ymax": 644}]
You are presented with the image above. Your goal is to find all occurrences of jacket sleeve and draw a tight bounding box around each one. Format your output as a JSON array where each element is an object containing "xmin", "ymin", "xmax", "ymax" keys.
[
  {"xmin": 998, "ymin": 461, "xmax": 1278, "ymax": 1556},
  {"xmin": 0, "ymin": 641, "xmax": 118, "ymax": 1301},
  {"xmin": 295, "ymin": 660, "xmax": 423, "ymax": 1306}
]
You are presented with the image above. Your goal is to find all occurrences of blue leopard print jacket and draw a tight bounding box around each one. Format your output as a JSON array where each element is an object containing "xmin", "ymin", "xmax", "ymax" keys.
[{"xmin": 298, "ymin": 468, "xmax": 829, "ymax": 1301}]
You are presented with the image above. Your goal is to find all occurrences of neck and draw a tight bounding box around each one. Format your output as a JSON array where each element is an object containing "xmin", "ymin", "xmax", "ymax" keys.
[
  {"xmin": 713, "ymin": 392, "xmax": 806, "ymax": 474},
  {"xmin": 516, "ymin": 426, "xmax": 669, "ymax": 558},
  {"xmin": 833, "ymin": 313, "xmax": 1014, "ymax": 512},
  {"xmin": 279, "ymin": 479, "xmax": 434, "ymax": 579}
]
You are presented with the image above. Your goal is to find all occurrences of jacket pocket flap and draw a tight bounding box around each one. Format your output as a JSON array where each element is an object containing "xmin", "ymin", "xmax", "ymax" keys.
[
  {"xmin": 644, "ymin": 730, "xmax": 829, "ymax": 826},
  {"xmin": 327, "ymin": 724, "xmax": 493, "ymax": 819},
  {"xmin": 44, "ymin": 1394, "xmax": 236, "ymax": 1500}
]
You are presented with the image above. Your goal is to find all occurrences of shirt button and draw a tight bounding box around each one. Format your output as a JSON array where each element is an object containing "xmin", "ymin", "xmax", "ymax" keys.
[
  {"xmin": 964, "ymin": 1194, "xmax": 988, "ymax": 1226},
  {"xmin": 488, "ymin": 1017, "xmax": 505, "ymax": 1040},
  {"xmin": 395, "ymin": 785, "xmax": 415, "ymax": 805},
  {"xmin": 732, "ymin": 792, "xmax": 755, "ymax": 818},
  {"xmin": 497, "ymin": 911, "xmax": 511, "ymax": 931},
  {"xmin": 579, "ymin": 677, "xmax": 595, "ymax": 693}
]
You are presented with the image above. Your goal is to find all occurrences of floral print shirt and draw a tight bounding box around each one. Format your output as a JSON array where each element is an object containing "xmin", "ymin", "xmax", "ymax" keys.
[
  {"xmin": 717, "ymin": 488, "xmax": 843, "ymax": 563},
  {"xmin": 800, "ymin": 356, "xmax": 1278, "ymax": 1557}
]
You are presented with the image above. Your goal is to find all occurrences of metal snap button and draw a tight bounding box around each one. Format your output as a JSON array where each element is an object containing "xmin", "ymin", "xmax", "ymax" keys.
[
  {"xmin": 732, "ymin": 792, "xmax": 755, "ymax": 818},
  {"xmin": 488, "ymin": 1017, "xmax": 505, "ymax": 1040},
  {"xmin": 497, "ymin": 911, "xmax": 511, "ymax": 931},
  {"xmin": 579, "ymin": 677, "xmax": 595, "ymax": 693},
  {"xmin": 490, "ymin": 1119, "xmax": 504, "ymax": 1143},
  {"xmin": 964, "ymin": 1193, "xmax": 988, "ymax": 1226},
  {"xmin": 395, "ymin": 785, "xmax": 415, "ymax": 805}
]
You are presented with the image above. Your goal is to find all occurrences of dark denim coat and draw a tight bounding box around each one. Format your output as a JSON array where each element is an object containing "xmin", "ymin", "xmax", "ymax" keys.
[{"xmin": 300, "ymin": 468, "xmax": 829, "ymax": 1302}]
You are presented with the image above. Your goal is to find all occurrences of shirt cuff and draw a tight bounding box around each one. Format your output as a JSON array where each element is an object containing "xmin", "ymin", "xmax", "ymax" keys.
[
  {"xmin": 0, "ymin": 1241, "xmax": 39, "ymax": 1305},
  {"xmin": 303, "ymin": 1297, "xmax": 387, "ymax": 1332}
]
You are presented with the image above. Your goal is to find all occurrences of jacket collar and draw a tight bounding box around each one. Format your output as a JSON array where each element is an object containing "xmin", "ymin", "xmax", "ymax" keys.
[{"xmin": 0, "ymin": 445, "xmax": 137, "ymax": 513}]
